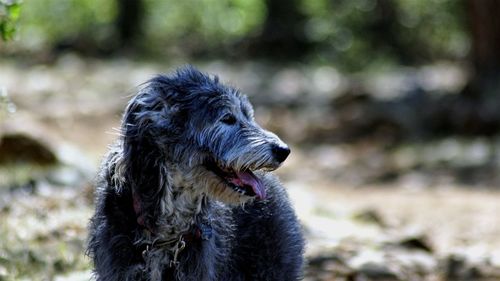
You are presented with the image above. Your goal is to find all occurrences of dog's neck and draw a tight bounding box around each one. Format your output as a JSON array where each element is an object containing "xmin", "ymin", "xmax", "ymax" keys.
[
  {"xmin": 152, "ymin": 165, "xmax": 211, "ymax": 240},
  {"xmin": 116, "ymin": 145, "xmax": 212, "ymax": 242},
  {"xmin": 156, "ymin": 185, "xmax": 205, "ymax": 237}
]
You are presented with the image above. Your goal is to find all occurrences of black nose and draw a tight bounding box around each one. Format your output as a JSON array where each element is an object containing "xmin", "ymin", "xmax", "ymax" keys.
[{"xmin": 272, "ymin": 145, "xmax": 291, "ymax": 163}]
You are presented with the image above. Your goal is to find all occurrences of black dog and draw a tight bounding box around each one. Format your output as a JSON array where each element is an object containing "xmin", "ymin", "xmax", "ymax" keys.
[{"xmin": 87, "ymin": 66, "xmax": 304, "ymax": 280}]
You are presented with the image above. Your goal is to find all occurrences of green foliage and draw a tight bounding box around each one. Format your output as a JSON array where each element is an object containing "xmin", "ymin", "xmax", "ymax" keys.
[
  {"xmin": 18, "ymin": 0, "xmax": 265, "ymax": 54},
  {"xmin": 142, "ymin": 0, "xmax": 265, "ymax": 53},
  {"xmin": 397, "ymin": 0, "xmax": 468, "ymax": 58},
  {"xmin": 301, "ymin": 0, "xmax": 468, "ymax": 71},
  {"xmin": 19, "ymin": 0, "xmax": 116, "ymax": 49},
  {"xmin": 11, "ymin": 0, "xmax": 468, "ymax": 70},
  {"xmin": 0, "ymin": 0, "xmax": 22, "ymax": 41}
]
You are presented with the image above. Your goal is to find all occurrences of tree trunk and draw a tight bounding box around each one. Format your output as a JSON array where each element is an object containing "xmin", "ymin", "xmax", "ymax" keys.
[
  {"xmin": 245, "ymin": 0, "xmax": 309, "ymax": 59},
  {"xmin": 465, "ymin": 0, "xmax": 500, "ymax": 102},
  {"xmin": 450, "ymin": 0, "xmax": 500, "ymax": 135},
  {"xmin": 426, "ymin": 1, "xmax": 500, "ymax": 136},
  {"xmin": 115, "ymin": 0, "xmax": 144, "ymax": 49}
]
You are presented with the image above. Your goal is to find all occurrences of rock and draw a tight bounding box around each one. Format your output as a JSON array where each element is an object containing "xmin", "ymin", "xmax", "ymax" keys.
[
  {"xmin": 0, "ymin": 131, "xmax": 59, "ymax": 189},
  {"xmin": 46, "ymin": 166, "xmax": 88, "ymax": 187},
  {"xmin": 306, "ymin": 254, "xmax": 354, "ymax": 281},
  {"xmin": 356, "ymin": 262, "xmax": 401, "ymax": 280},
  {"xmin": 0, "ymin": 133, "xmax": 57, "ymax": 166},
  {"xmin": 353, "ymin": 209, "xmax": 386, "ymax": 227},
  {"xmin": 397, "ymin": 235, "xmax": 433, "ymax": 253},
  {"xmin": 442, "ymin": 253, "xmax": 500, "ymax": 281},
  {"xmin": 389, "ymin": 249, "xmax": 437, "ymax": 278},
  {"xmin": 0, "ymin": 117, "xmax": 94, "ymax": 189},
  {"xmin": 443, "ymin": 255, "xmax": 482, "ymax": 281},
  {"xmin": 53, "ymin": 143, "xmax": 95, "ymax": 180}
]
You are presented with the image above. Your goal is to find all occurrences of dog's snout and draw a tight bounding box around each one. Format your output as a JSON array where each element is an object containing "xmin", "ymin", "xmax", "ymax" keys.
[{"xmin": 272, "ymin": 144, "xmax": 291, "ymax": 163}]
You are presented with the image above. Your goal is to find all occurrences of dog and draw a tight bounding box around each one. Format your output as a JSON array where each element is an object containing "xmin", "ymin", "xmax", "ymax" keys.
[{"xmin": 87, "ymin": 66, "xmax": 304, "ymax": 281}]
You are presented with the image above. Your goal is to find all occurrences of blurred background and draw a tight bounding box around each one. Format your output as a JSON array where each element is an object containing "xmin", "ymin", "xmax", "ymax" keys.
[{"xmin": 1, "ymin": 0, "xmax": 500, "ymax": 280}]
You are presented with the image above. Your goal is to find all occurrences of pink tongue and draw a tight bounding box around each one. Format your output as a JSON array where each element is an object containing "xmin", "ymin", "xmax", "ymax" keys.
[{"xmin": 230, "ymin": 171, "xmax": 266, "ymax": 199}]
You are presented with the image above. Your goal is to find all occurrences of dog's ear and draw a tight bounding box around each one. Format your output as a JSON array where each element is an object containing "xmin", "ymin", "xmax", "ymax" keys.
[{"xmin": 118, "ymin": 88, "xmax": 181, "ymax": 231}]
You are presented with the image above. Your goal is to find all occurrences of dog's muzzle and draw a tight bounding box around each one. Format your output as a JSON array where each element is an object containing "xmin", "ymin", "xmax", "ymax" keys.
[{"xmin": 205, "ymin": 161, "xmax": 267, "ymax": 199}]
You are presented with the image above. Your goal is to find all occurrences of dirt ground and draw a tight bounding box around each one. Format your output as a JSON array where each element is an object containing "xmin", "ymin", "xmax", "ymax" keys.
[{"xmin": 1, "ymin": 57, "xmax": 499, "ymax": 280}]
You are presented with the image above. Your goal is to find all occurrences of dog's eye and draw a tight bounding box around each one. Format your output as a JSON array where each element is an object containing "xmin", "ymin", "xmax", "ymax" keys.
[{"xmin": 221, "ymin": 113, "xmax": 237, "ymax": 125}]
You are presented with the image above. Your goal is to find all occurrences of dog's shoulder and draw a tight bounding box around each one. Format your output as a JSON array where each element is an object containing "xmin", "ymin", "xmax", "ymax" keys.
[{"xmin": 227, "ymin": 172, "xmax": 305, "ymax": 280}]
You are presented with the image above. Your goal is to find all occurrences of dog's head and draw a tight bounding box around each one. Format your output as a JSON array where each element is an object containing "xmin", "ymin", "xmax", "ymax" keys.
[{"xmin": 121, "ymin": 66, "xmax": 289, "ymax": 204}]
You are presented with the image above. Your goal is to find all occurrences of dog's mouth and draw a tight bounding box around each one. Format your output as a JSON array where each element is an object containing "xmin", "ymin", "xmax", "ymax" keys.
[{"xmin": 205, "ymin": 161, "xmax": 266, "ymax": 200}]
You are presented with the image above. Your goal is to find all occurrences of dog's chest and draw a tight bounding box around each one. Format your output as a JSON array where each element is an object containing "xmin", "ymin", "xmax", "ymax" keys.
[{"xmin": 156, "ymin": 169, "xmax": 205, "ymax": 234}]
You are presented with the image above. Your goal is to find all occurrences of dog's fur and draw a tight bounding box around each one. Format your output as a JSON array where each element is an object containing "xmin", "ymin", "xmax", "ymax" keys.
[{"xmin": 87, "ymin": 66, "xmax": 304, "ymax": 281}]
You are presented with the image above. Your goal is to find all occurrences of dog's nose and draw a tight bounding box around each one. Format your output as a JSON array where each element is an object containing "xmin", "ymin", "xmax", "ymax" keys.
[{"xmin": 272, "ymin": 144, "xmax": 291, "ymax": 163}]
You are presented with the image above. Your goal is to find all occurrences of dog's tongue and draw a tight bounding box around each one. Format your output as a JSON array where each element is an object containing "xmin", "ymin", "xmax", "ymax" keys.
[{"xmin": 231, "ymin": 171, "xmax": 266, "ymax": 199}]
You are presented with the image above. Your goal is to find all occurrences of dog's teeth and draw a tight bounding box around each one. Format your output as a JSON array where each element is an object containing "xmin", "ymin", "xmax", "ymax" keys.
[{"xmin": 233, "ymin": 186, "xmax": 246, "ymax": 195}]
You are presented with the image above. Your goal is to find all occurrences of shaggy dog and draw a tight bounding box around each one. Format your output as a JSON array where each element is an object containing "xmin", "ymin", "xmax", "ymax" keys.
[{"xmin": 87, "ymin": 66, "xmax": 304, "ymax": 281}]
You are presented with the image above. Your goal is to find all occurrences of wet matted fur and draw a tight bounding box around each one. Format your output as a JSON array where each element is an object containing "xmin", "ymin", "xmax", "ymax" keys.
[{"xmin": 87, "ymin": 66, "xmax": 305, "ymax": 281}]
